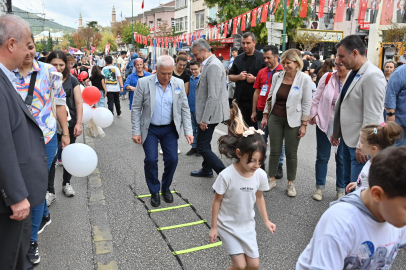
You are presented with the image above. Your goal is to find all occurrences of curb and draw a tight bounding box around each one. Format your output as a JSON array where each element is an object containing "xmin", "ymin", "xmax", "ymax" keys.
[{"xmin": 84, "ymin": 135, "xmax": 118, "ymax": 270}]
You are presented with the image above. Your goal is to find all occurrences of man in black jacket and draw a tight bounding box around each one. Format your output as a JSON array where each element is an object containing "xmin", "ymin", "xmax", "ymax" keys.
[
  {"xmin": 0, "ymin": 14, "xmax": 48, "ymax": 270},
  {"xmin": 229, "ymin": 32, "xmax": 266, "ymax": 127}
]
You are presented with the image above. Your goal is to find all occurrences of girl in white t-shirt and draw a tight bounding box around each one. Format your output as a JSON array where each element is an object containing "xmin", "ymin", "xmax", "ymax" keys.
[
  {"xmin": 346, "ymin": 121, "xmax": 403, "ymax": 193},
  {"xmin": 209, "ymin": 102, "xmax": 276, "ymax": 270}
]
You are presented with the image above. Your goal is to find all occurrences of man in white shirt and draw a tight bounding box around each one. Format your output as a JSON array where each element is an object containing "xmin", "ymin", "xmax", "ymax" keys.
[{"xmin": 398, "ymin": 50, "xmax": 406, "ymax": 63}]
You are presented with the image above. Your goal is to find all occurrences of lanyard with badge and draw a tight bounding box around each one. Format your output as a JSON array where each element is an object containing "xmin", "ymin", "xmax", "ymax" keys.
[{"xmin": 260, "ymin": 66, "xmax": 277, "ymax": 96}]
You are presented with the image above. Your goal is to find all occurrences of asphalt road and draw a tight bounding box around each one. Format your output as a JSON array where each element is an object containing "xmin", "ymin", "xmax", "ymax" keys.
[{"xmin": 36, "ymin": 98, "xmax": 406, "ymax": 270}]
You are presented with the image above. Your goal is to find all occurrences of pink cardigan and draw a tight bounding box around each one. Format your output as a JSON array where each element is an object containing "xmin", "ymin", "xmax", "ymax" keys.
[{"xmin": 309, "ymin": 71, "xmax": 340, "ymax": 133}]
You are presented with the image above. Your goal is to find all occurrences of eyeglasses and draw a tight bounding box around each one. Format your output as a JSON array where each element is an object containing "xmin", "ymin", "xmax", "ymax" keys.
[{"xmin": 334, "ymin": 62, "xmax": 343, "ymax": 67}]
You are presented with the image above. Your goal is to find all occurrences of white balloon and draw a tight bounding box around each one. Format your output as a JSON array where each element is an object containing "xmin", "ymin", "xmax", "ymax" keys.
[
  {"xmin": 82, "ymin": 103, "xmax": 93, "ymax": 123},
  {"xmin": 92, "ymin": 107, "xmax": 114, "ymax": 128},
  {"xmin": 61, "ymin": 143, "xmax": 98, "ymax": 177}
]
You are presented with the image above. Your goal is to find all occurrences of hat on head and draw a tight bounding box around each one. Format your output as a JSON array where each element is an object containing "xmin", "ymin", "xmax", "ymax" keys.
[{"xmin": 303, "ymin": 51, "xmax": 313, "ymax": 56}]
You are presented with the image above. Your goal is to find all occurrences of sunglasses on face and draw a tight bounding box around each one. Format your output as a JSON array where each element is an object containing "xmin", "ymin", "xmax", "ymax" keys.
[{"xmin": 334, "ymin": 62, "xmax": 343, "ymax": 67}]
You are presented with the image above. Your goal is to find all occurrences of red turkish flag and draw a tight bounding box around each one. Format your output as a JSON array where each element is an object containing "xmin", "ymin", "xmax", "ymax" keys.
[
  {"xmin": 251, "ymin": 8, "xmax": 257, "ymax": 27},
  {"xmin": 223, "ymin": 21, "xmax": 228, "ymax": 38},
  {"xmin": 300, "ymin": 0, "xmax": 308, "ymax": 17},
  {"xmin": 358, "ymin": 0, "xmax": 369, "ymax": 23},
  {"xmin": 233, "ymin": 17, "xmax": 238, "ymax": 35},
  {"xmin": 335, "ymin": 0, "xmax": 346, "ymax": 22},
  {"xmin": 242, "ymin": 13, "xmax": 247, "ymax": 31},
  {"xmin": 142, "ymin": 0, "xmax": 144, "ymax": 9},
  {"xmin": 149, "ymin": 37, "xmax": 153, "ymax": 46},
  {"xmin": 318, "ymin": 0, "xmax": 325, "ymax": 18},
  {"xmin": 262, "ymin": 2, "xmax": 270, "ymax": 22},
  {"xmin": 216, "ymin": 24, "xmax": 220, "ymax": 39},
  {"xmin": 380, "ymin": 0, "xmax": 394, "ymax": 25}
]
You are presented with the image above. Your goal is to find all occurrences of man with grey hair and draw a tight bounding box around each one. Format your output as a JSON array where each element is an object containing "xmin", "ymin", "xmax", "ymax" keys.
[
  {"xmin": 131, "ymin": 55, "xmax": 193, "ymax": 207},
  {"xmin": 190, "ymin": 38, "xmax": 230, "ymax": 178},
  {"xmin": 0, "ymin": 14, "xmax": 48, "ymax": 269}
]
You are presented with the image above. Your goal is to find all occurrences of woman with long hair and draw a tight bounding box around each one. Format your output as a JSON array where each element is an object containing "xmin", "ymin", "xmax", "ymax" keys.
[
  {"xmin": 85, "ymin": 65, "xmax": 107, "ymax": 107},
  {"xmin": 14, "ymin": 35, "xmax": 69, "ymax": 265},
  {"xmin": 261, "ymin": 49, "xmax": 313, "ymax": 197},
  {"xmin": 316, "ymin": 58, "xmax": 334, "ymax": 86},
  {"xmin": 172, "ymin": 55, "xmax": 190, "ymax": 95},
  {"xmin": 46, "ymin": 50, "xmax": 83, "ymax": 201},
  {"xmin": 309, "ymin": 60, "xmax": 350, "ymax": 201}
]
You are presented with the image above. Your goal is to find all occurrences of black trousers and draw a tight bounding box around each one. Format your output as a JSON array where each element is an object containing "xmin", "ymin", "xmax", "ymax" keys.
[
  {"xmin": 238, "ymin": 100, "xmax": 256, "ymax": 127},
  {"xmin": 0, "ymin": 212, "xmax": 33, "ymax": 270},
  {"xmin": 107, "ymin": 92, "xmax": 121, "ymax": 116},
  {"xmin": 196, "ymin": 123, "xmax": 226, "ymax": 174}
]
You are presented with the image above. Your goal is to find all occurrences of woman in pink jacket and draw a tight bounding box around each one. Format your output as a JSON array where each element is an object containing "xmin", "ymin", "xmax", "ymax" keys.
[{"xmin": 309, "ymin": 61, "xmax": 349, "ymax": 201}]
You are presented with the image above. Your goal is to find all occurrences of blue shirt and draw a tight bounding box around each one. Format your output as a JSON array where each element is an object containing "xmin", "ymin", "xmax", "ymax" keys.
[
  {"xmin": 188, "ymin": 74, "xmax": 200, "ymax": 112},
  {"xmin": 0, "ymin": 62, "xmax": 18, "ymax": 90},
  {"xmin": 385, "ymin": 64, "xmax": 406, "ymax": 127},
  {"xmin": 150, "ymin": 77, "xmax": 173, "ymax": 126},
  {"xmin": 124, "ymin": 71, "xmax": 152, "ymax": 110}
]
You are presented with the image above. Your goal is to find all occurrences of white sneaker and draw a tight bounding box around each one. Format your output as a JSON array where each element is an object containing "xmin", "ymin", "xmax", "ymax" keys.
[
  {"xmin": 337, "ymin": 191, "xmax": 345, "ymax": 199},
  {"xmin": 287, "ymin": 182, "xmax": 297, "ymax": 197},
  {"xmin": 312, "ymin": 189, "xmax": 323, "ymax": 201},
  {"xmin": 45, "ymin": 191, "xmax": 56, "ymax": 206},
  {"xmin": 159, "ymin": 149, "xmax": 163, "ymax": 155},
  {"xmin": 57, "ymin": 159, "xmax": 63, "ymax": 166},
  {"xmin": 266, "ymin": 179, "xmax": 276, "ymax": 191},
  {"xmin": 177, "ymin": 148, "xmax": 181, "ymax": 155},
  {"xmin": 63, "ymin": 184, "xmax": 75, "ymax": 197}
]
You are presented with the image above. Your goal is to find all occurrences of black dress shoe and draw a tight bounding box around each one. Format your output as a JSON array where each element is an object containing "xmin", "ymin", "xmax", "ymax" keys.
[
  {"xmin": 186, "ymin": 148, "xmax": 198, "ymax": 156},
  {"xmin": 190, "ymin": 169, "xmax": 213, "ymax": 178},
  {"xmin": 162, "ymin": 190, "xmax": 174, "ymax": 203},
  {"xmin": 150, "ymin": 193, "xmax": 160, "ymax": 207},
  {"xmin": 275, "ymin": 164, "xmax": 283, "ymax": 179}
]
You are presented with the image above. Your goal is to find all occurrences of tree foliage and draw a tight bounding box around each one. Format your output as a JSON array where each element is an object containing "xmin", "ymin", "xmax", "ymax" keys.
[
  {"xmin": 71, "ymin": 27, "xmax": 102, "ymax": 50},
  {"xmin": 122, "ymin": 21, "xmax": 150, "ymax": 48},
  {"xmin": 203, "ymin": 0, "xmax": 307, "ymax": 44},
  {"xmin": 47, "ymin": 32, "xmax": 53, "ymax": 51},
  {"xmin": 155, "ymin": 20, "xmax": 173, "ymax": 37},
  {"xmin": 35, "ymin": 43, "xmax": 44, "ymax": 53},
  {"xmin": 293, "ymin": 31, "xmax": 324, "ymax": 51},
  {"xmin": 382, "ymin": 23, "xmax": 406, "ymax": 62},
  {"xmin": 97, "ymin": 31, "xmax": 118, "ymax": 52},
  {"xmin": 208, "ymin": 40, "xmax": 223, "ymax": 53}
]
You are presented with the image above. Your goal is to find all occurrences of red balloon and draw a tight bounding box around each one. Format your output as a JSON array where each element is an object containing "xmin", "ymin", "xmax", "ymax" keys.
[
  {"xmin": 80, "ymin": 71, "xmax": 88, "ymax": 80},
  {"xmin": 82, "ymin": 86, "xmax": 101, "ymax": 105},
  {"xmin": 70, "ymin": 69, "xmax": 76, "ymax": 75}
]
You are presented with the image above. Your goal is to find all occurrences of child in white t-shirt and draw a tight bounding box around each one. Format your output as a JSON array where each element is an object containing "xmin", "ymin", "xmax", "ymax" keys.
[
  {"xmin": 297, "ymin": 146, "xmax": 406, "ymax": 270},
  {"xmin": 346, "ymin": 121, "xmax": 403, "ymax": 193},
  {"xmin": 209, "ymin": 102, "xmax": 276, "ymax": 270}
]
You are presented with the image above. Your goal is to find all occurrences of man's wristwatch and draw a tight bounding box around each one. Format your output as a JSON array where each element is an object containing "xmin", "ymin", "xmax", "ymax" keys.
[{"xmin": 387, "ymin": 112, "xmax": 395, "ymax": 116}]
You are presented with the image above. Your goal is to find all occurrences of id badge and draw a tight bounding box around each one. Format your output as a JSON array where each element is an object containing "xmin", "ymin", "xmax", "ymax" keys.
[{"xmin": 260, "ymin": 85, "xmax": 268, "ymax": 96}]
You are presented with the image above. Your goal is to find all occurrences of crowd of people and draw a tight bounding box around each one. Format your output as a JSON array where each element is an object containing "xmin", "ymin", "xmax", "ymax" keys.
[{"xmin": 1, "ymin": 12, "xmax": 406, "ymax": 270}]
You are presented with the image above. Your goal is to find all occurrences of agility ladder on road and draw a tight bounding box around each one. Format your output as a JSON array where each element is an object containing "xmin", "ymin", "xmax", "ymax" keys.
[{"xmin": 130, "ymin": 186, "xmax": 222, "ymax": 270}]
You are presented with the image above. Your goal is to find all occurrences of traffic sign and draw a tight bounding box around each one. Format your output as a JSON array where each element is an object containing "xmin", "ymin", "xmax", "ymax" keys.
[
  {"xmin": 268, "ymin": 36, "xmax": 281, "ymax": 44},
  {"xmin": 268, "ymin": 30, "xmax": 282, "ymax": 37},
  {"xmin": 266, "ymin": 22, "xmax": 284, "ymax": 30}
]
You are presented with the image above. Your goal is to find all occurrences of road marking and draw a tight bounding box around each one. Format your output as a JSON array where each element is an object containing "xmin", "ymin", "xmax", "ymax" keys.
[{"xmin": 97, "ymin": 261, "xmax": 118, "ymax": 270}]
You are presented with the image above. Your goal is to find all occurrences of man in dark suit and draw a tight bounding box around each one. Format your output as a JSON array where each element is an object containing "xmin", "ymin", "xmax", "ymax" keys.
[
  {"xmin": 292, "ymin": 0, "xmax": 300, "ymax": 16},
  {"xmin": 309, "ymin": 0, "xmax": 318, "ymax": 20},
  {"xmin": 397, "ymin": 0, "xmax": 406, "ymax": 23},
  {"xmin": 0, "ymin": 14, "xmax": 48, "ymax": 270},
  {"xmin": 346, "ymin": 0, "xmax": 355, "ymax": 21},
  {"xmin": 327, "ymin": 0, "xmax": 335, "ymax": 20},
  {"xmin": 369, "ymin": 0, "xmax": 378, "ymax": 23}
]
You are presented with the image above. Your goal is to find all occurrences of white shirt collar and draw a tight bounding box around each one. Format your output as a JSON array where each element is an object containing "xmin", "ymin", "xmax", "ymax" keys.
[
  {"xmin": 202, "ymin": 55, "xmax": 214, "ymax": 70},
  {"xmin": 0, "ymin": 62, "xmax": 18, "ymax": 89}
]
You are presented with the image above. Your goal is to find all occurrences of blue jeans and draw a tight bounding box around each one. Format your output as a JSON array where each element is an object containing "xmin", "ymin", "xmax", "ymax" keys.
[
  {"xmin": 98, "ymin": 90, "xmax": 105, "ymax": 108},
  {"xmin": 315, "ymin": 126, "xmax": 345, "ymax": 192},
  {"xmin": 342, "ymin": 138, "xmax": 365, "ymax": 187},
  {"xmin": 256, "ymin": 110, "xmax": 284, "ymax": 165},
  {"xmin": 190, "ymin": 111, "xmax": 198, "ymax": 149},
  {"xmin": 143, "ymin": 123, "xmax": 178, "ymax": 194},
  {"xmin": 396, "ymin": 126, "xmax": 406, "ymax": 146},
  {"xmin": 31, "ymin": 134, "xmax": 56, "ymax": 242}
]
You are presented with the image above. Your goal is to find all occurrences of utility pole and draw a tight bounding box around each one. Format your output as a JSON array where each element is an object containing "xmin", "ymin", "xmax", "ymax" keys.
[{"xmin": 282, "ymin": 0, "xmax": 287, "ymax": 52}]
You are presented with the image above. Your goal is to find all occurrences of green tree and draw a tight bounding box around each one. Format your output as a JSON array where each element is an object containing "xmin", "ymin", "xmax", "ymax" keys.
[
  {"xmin": 35, "ymin": 43, "xmax": 44, "ymax": 53},
  {"xmin": 122, "ymin": 21, "xmax": 150, "ymax": 48},
  {"xmin": 203, "ymin": 0, "xmax": 307, "ymax": 44},
  {"xmin": 97, "ymin": 31, "xmax": 118, "ymax": 52},
  {"xmin": 47, "ymin": 32, "xmax": 53, "ymax": 51}
]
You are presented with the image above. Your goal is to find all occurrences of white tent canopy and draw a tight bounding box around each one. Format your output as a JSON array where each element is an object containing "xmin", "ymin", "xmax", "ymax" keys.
[{"xmin": 74, "ymin": 50, "xmax": 84, "ymax": 55}]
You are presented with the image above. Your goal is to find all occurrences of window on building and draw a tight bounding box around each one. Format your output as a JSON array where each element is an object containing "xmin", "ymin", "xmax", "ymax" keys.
[
  {"xmin": 209, "ymin": 7, "xmax": 216, "ymax": 20},
  {"xmin": 149, "ymin": 21, "xmax": 154, "ymax": 30},
  {"xmin": 171, "ymin": 19, "xmax": 175, "ymax": 28},
  {"xmin": 179, "ymin": 17, "xmax": 183, "ymax": 31},
  {"xmin": 176, "ymin": 19, "xmax": 180, "ymax": 32},
  {"xmin": 195, "ymin": 10, "xmax": 204, "ymax": 30},
  {"xmin": 175, "ymin": 0, "xmax": 187, "ymax": 9},
  {"xmin": 157, "ymin": 19, "xmax": 162, "ymax": 27},
  {"xmin": 184, "ymin": 16, "xmax": 188, "ymax": 31}
]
